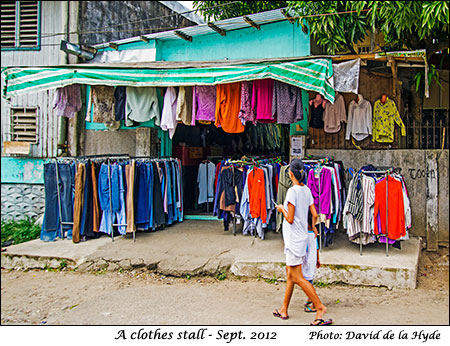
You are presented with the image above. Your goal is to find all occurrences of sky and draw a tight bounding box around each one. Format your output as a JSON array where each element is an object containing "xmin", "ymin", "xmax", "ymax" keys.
[{"xmin": 178, "ymin": 1, "xmax": 194, "ymax": 10}]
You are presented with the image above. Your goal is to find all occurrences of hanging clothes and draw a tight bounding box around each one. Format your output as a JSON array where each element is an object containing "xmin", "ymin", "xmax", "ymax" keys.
[
  {"xmin": 114, "ymin": 86, "xmax": 127, "ymax": 121},
  {"xmin": 176, "ymin": 86, "xmax": 193, "ymax": 126},
  {"xmin": 160, "ymin": 86, "xmax": 178, "ymax": 139},
  {"xmin": 238, "ymin": 81, "xmax": 255, "ymax": 124},
  {"xmin": 125, "ymin": 87, "xmax": 160, "ymax": 126},
  {"xmin": 91, "ymin": 85, "xmax": 116, "ymax": 123},
  {"xmin": 272, "ymin": 80, "xmax": 303, "ymax": 124},
  {"xmin": 374, "ymin": 176, "xmax": 406, "ymax": 240},
  {"xmin": 309, "ymin": 102, "xmax": 325, "ymax": 129},
  {"xmin": 345, "ymin": 95, "xmax": 372, "ymax": 141},
  {"xmin": 252, "ymin": 79, "xmax": 275, "ymax": 123},
  {"xmin": 372, "ymin": 96, "xmax": 406, "ymax": 143},
  {"xmin": 197, "ymin": 161, "xmax": 216, "ymax": 204},
  {"xmin": 247, "ymin": 167, "xmax": 267, "ymax": 224},
  {"xmin": 323, "ymin": 92, "xmax": 346, "ymax": 133},
  {"xmin": 53, "ymin": 84, "xmax": 82, "ymax": 119},
  {"xmin": 215, "ymin": 82, "xmax": 245, "ymax": 133},
  {"xmin": 192, "ymin": 85, "xmax": 216, "ymax": 124}
]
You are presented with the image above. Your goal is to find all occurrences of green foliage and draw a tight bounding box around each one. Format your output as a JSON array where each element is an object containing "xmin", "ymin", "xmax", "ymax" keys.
[
  {"xmin": 192, "ymin": 1, "xmax": 287, "ymax": 22},
  {"xmin": 314, "ymin": 280, "xmax": 330, "ymax": 288},
  {"xmin": 216, "ymin": 270, "xmax": 227, "ymax": 281},
  {"xmin": 288, "ymin": 1, "xmax": 368, "ymax": 54},
  {"xmin": 414, "ymin": 64, "xmax": 443, "ymax": 93},
  {"xmin": 59, "ymin": 259, "xmax": 68, "ymax": 270},
  {"xmin": 287, "ymin": 1, "xmax": 449, "ymax": 55},
  {"xmin": 1, "ymin": 216, "xmax": 41, "ymax": 246},
  {"xmin": 264, "ymin": 274, "xmax": 278, "ymax": 284}
]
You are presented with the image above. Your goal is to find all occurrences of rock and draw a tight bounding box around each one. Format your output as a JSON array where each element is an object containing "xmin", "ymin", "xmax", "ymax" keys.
[
  {"xmin": 118, "ymin": 259, "xmax": 132, "ymax": 270},
  {"xmin": 76, "ymin": 261, "xmax": 93, "ymax": 272},
  {"xmin": 130, "ymin": 258, "xmax": 144, "ymax": 267},
  {"xmin": 108, "ymin": 262, "xmax": 119, "ymax": 271}
]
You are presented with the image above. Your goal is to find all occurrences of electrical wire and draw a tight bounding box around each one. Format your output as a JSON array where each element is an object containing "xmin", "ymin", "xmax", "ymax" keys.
[{"xmin": 38, "ymin": 1, "xmax": 242, "ymax": 39}]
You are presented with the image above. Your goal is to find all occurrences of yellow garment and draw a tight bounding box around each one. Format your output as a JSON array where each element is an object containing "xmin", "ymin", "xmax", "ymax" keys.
[{"xmin": 372, "ymin": 97, "xmax": 406, "ymax": 143}]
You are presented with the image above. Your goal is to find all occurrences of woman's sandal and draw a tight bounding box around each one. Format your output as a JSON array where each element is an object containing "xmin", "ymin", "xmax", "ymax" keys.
[
  {"xmin": 304, "ymin": 305, "xmax": 317, "ymax": 313},
  {"xmin": 310, "ymin": 318, "xmax": 333, "ymax": 326},
  {"xmin": 273, "ymin": 309, "xmax": 289, "ymax": 320}
]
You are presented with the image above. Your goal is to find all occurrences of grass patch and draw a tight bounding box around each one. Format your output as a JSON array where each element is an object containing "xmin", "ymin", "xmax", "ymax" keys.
[{"xmin": 1, "ymin": 216, "xmax": 41, "ymax": 246}]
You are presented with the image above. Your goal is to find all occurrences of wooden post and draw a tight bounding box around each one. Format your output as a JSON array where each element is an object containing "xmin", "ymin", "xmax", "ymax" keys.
[{"xmin": 426, "ymin": 151, "xmax": 439, "ymax": 251}]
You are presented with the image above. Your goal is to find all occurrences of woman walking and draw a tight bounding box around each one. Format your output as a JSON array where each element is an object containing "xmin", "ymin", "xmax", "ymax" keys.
[{"xmin": 273, "ymin": 159, "xmax": 333, "ymax": 326}]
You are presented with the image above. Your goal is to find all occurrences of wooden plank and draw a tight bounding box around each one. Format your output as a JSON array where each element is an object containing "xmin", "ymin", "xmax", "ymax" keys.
[{"xmin": 3, "ymin": 141, "xmax": 31, "ymax": 155}]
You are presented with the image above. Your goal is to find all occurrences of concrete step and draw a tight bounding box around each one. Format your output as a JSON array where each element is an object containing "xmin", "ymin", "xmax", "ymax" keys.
[{"xmin": 1, "ymin": 220, "xmax": 421, "ymax": 289}]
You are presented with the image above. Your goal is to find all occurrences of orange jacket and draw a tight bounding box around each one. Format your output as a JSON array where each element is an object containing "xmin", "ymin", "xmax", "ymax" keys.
[
  {"xmin": 247, "ymin": 167, "xmax": 267, "ymax": 223},
  {"xmin": 215, "ymin": 82, "xmax": 245, "ymax": 133},
  {"xmin": 374, "ymin": 176, "xmax": 406, "ymax": 240}
]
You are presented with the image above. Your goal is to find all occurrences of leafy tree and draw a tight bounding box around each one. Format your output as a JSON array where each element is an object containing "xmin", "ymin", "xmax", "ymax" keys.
[{"xmin": 192, "ymin": 1, "xmax": 287, "ymax": 22}]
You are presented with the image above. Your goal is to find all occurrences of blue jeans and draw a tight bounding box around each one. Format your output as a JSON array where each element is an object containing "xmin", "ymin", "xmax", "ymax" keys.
[
  {"xmin": 98, "ymin": 163, "xmax": 126, "ymax": 235},
  {"xmin": 41, "ymin": 163, "xmax": 74, "ymax": 241},
  {"xmin": 135, "ymin": 162, "xmax": 150, "ymax": 229}
]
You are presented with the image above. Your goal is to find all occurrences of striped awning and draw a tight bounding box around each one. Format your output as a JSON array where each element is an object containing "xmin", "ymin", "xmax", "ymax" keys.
[{"xmin": 2, "ymin": 58, "xmax": 335, "ymax": 102}]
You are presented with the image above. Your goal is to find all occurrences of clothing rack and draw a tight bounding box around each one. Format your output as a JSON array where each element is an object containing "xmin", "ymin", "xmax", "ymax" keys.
[
  {"xmin": 53, "ymin": 154, "xmax": 130, "ymax": 242},
  {"xmin": 360, "ymin": 169, "xmax": 392, "ymax": 257}
]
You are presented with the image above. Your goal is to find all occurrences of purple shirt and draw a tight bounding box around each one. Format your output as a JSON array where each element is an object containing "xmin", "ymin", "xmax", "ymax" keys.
[
  {"xmin": 192, "ymin": 85, "xmax": 217, "ymax": 124},
  {"xmin": 252, "ymin": 79, "xmax": 275, "ymax": 123},
  {"xmin": 307, "ymin": 168, "xmax": 332, "ymax": 218},
  {"xmin": 272, "ymin": 81, "xmax": 303, "ymax": 124},
  {"xmin": 239, "ymin": 81, "xmax": 255, "ymax": 124},
  {"xmin": 53, "ymin": 84, "xmax": 81, "ymax": 118}
]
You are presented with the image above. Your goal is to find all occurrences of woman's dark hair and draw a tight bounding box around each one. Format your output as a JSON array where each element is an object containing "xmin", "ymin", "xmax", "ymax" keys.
[{"xmin": 289, "ymin": 158, "xmax": 306, "ymax": 182}]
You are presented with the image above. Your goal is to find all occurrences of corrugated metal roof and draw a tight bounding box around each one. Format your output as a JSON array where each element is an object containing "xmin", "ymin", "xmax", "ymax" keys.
[
  {"xmin": 159, "ymin": 1, "xmax": 205, "ymax": 25},
  {"xmin": 92, "ymin": 7, "xmax": 295, "ymax": 49}
]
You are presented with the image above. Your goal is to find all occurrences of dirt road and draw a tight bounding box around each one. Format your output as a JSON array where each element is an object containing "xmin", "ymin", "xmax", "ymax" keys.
[{"xmin": 1, "ymin": 248, "xmax": 448, "ymax": 326}]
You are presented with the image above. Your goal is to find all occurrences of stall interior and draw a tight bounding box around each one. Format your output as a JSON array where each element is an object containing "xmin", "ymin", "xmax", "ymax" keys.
[{"xmin": 172, "ymin": 122, "xmax": 291, "ymax": 215}]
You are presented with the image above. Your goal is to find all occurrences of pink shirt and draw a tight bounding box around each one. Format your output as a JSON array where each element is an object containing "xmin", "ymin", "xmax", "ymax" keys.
[{"xmin": 252, "ymin": 79, "xmax": 275, "ymax": 123}]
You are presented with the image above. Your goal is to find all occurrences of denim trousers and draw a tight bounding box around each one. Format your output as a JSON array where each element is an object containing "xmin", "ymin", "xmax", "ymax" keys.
[
  {"xmin": 41, "ymin": 163, "xmax": 74, "ymax": 241},
  {"xmin": 135, "ymin": 162, "xmax": 154, "ymax": 230},
  {"xmin": 98, "ymin": 163, "xmax": 126, "ymax": 235}
]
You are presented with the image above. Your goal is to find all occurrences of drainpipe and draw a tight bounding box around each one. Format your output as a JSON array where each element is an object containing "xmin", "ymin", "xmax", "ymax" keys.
[{"xmin": 57, "ymin": 1, "xmax": 69, "ymax": 156}]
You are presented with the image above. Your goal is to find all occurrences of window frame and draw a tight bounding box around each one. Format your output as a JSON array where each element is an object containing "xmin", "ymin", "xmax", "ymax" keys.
[
  {"xmin": 1, "ymin": 1, "xmax": 41, "ymax": 51},
  {"xmin": 9, "ymin": 106, "xmax": 39, "ymax": 144}
]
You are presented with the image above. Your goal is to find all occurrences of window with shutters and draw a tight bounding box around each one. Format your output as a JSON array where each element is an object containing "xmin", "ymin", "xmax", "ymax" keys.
[
  {"xmin": 1, "ymin": 1, "xmax": 40, "ymax": 50},
  {"xmin": 10, "ymin": 107, "xmax": 39, "ymax": 144}
]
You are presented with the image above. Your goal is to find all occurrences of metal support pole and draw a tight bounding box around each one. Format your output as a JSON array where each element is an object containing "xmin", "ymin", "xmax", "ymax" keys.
[
  {"xmin": 206, "ymin": 162, "xmax": 209, "ymax": 214},
  {"xmin": 232, "ymin": 165, "xmax": 236, "ymax": 236},
  {"xmin": 55, "ymin": 159, "xmax": 64, "ymax": 240},
  {"xmin": 108, "ymin": 159, "xmax": 114, "ymax": 242},
  {"xmin": 385, "ymin": 171, "xmax": 389, "ymax": 257},
  {"xmin": 318, "ymin": 168, "xmax": 322, "ymax": 252}
]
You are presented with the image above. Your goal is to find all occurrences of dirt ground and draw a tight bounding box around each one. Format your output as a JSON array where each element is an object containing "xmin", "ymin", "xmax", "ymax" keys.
[{"xmin": 1, "ymin": 247, "xmax": 448, "ymax": 326}]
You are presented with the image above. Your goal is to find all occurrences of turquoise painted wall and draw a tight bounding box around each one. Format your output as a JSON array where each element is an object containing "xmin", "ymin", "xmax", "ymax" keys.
[
  {"xmin": 110, "ymin": 20, "xmax": 310, "ymax": 61},
  {"xmin": 1, "ymin": 157, "xmax": 45, "ymax": 184},
  {"xmin": 160, "ymin": 21, "xmax": 310, "ymax": 61}
]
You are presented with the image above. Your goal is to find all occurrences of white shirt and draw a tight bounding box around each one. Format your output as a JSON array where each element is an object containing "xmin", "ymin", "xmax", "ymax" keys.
[
  {"xmin": 160, "ymin": 87, "xmax": 178, "ymax": 139},
  {"xmin": 282, "ymin": 185, "xmax": 314, "ymax": 258},
  {"xmin": 345, "ymin": 96, "xmax": 372, "ymax": 141}
]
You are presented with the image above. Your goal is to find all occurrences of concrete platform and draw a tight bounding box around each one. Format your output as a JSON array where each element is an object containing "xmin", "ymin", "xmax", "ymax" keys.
[{"xmin": 1, "ymin": 220, "xmax": 421, "ymax": 289}]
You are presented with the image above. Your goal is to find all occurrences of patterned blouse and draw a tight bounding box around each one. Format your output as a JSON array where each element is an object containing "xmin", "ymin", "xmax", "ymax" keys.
[{"xmin": 372, "ymin": 97, "xmax": 406, "ymax": 143}]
